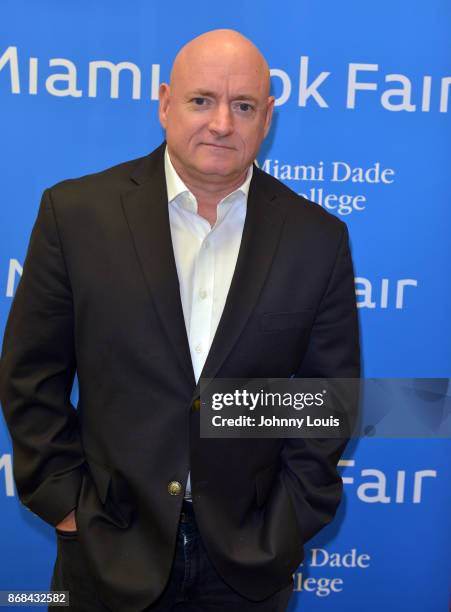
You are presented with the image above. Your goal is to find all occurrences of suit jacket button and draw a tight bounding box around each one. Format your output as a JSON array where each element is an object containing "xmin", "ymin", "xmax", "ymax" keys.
[
  {"xmin": 168, "ymin": 481, "xmax": 183, "ymax": 495},
  {"xmin": 192, "ymin": 399, "xmax": 201, "ymax": 412}
]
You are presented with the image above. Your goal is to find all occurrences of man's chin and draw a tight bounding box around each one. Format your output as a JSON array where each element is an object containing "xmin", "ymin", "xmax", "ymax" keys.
[{"xmin": 192, "ymin": 161, "xmax": 239, "ymax": 179}]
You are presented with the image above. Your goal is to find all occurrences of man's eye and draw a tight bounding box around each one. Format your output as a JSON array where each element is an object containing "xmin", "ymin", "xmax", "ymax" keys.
[
  {"xmin": 192, "ymin": 98, "xmax": 207, "ymax": 106},
  {"xmin": 235, "ymin": 102, "xmax": 253, "ymax": 112}
]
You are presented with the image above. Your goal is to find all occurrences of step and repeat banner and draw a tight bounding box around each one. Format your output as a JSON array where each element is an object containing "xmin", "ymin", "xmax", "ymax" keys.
[{"xmin": 1, "ymin": 1, "xmax": 450, "ymax": 611}]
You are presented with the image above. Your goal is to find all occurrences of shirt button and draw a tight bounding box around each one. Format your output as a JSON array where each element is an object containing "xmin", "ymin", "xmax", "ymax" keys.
[
  {"xmin": 195, "ymin": 344, "xmax": 202, "ymax": 354},
  {"xmin": 203, "ymin": 241, "xmax": 210, "ymax": 249},
  {"xmin": 199, "ymin": 290, "xmax": 207, "ymax": 300}
]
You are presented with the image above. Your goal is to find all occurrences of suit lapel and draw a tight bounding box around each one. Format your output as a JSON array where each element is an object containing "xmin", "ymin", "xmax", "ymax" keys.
[
  {"xmin": 193, "ymin": 168, "xmax": 288, "ymax": 397},
  {"xmin": 121, "ymin": 144, "xmax": 196, "ymax": 388}
]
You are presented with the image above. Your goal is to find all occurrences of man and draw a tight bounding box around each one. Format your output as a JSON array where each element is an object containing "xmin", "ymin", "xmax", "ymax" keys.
[{"xmin": 0, "ymin": 29, "xmax": 360, "ymax": 611}]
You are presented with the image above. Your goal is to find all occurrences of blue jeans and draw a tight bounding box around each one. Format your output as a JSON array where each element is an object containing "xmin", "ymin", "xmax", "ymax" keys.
[{"xmin": 146, "ymin": 500, "xmax": 294, "ymax": 611}]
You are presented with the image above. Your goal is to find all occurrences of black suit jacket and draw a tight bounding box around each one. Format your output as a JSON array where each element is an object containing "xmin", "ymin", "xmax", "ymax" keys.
[{"xmin": 0, "ymin": 143, "xmax": 360, "ymax": 611}]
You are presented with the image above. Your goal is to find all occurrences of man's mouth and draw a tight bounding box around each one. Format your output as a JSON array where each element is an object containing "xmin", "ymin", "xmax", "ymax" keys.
[{"xmin": 201, "ymin": 143, "xmax": 235, "ymax": 150}]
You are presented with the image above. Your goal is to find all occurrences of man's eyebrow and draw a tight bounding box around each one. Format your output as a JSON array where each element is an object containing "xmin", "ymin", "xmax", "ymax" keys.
[
  {"xmin": 186, "ymin": 89, "xmax": 259, "ymax": 104},
  {"xmin": 232, "ymin": 94, "xmax": 259, "ymax": 104},
  {"xmin": 186, "ymin": 89, "xmax": 216, "ymax": 98}
]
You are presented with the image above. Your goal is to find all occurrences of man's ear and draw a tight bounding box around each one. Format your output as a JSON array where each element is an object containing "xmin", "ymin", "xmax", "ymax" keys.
[
  {"xmin": 159, "ymin": 83, "xmax": 170, "ymax": 129},
  {"xmin": 263, "ymin": 96, "xmax": 275, "ymax": 138}
]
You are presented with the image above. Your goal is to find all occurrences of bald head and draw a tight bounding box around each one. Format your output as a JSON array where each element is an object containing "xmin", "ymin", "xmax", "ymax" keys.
[
  {"xmin": 170, "ymin": 29, "xmax": 271, "ymax": 97},
  {"xmin": 159, "ymin": 29, "xmax": 274, "ymax": 191}
]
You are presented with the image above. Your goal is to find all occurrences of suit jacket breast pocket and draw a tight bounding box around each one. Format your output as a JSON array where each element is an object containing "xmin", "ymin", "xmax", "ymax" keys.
[
  {"xmin": 260, "ymin": 310, "xmax": 315, "ymax": 333},
  {"xmin": 87, "ymin": 456, "xmax": 134, "ymax": 529}
]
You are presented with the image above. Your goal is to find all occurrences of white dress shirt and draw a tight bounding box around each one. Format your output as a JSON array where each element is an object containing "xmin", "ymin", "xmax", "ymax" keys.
[{"xmin": 164, "ymin": 146, "xmax": 253, "ymax": 499}]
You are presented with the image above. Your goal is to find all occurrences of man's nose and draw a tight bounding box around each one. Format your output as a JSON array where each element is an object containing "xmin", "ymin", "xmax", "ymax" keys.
[{"xmin": 208, "ymin": 104, "xmax": 234, "ymax": 136}]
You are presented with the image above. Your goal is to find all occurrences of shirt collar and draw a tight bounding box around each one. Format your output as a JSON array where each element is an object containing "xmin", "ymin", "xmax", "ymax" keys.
[{"xmin": 164, "ymin": 145, "xmax": 253, "ymax": 213}]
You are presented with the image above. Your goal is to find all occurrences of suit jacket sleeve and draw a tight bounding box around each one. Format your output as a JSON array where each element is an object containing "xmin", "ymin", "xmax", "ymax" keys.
[
  {"xmin": 0, "ymin": 188, "xmax": 85, "ymax": 526},
  {"xmin": 281, "ymin": 221, "xmax": 360, "ymax": 544}
]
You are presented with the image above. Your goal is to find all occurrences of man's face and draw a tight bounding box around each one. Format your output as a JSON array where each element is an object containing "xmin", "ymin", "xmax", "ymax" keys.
[{"xmin": 159, "ymin": 44, "xmax": 274, "ymax": 184}]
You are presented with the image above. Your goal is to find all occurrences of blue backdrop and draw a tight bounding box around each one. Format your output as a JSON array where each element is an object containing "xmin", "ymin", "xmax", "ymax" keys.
[{"xmin": 1, "ymin": 1, "xmax": 450, "ymax": 610}]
